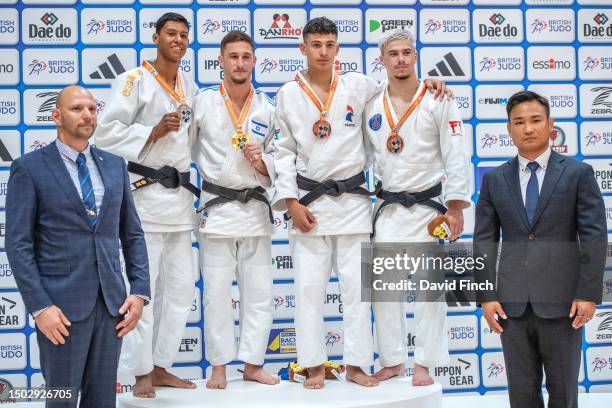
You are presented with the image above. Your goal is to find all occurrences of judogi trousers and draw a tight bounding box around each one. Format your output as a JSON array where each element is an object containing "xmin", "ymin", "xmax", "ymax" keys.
[
  {"xmin": 199, "ymin": 235, "xmax": 273, "ymax": 366},
  {"xmin": 120, "ymin": 231, "xmax": 195, "ymax": 376},
  {"xmin": 372, "ymin": 204, "xmax": 450, "ymax": 369},
  {"xmin": 292, "ymin": 233, "xmax": 373, "ymax": 368}
]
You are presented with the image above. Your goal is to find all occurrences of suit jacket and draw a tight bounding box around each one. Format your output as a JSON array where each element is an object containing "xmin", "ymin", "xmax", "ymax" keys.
[
  {"xmin": 6, "ymin": 141, "xmax": 150, "ymax": 322},
  {"xmin": 474, "ymin": 150, "xmax": 607, "ymax": 318}
]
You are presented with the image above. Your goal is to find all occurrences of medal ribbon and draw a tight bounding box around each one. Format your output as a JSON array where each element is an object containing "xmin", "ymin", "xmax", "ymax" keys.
[
  {"xmin": 220, "ymin": 82, "xmax": 254, "ymax": 134},
  {"xmin": 142, "ymin": 60, "xmax": 185, "ymax": 105},
  {"xmin": 383, "ymin": 82, "xmax": 427, "ymax": 137},
  {"xmin": 295, "ymin": 70, "xmax": 339, "ymax": 121}
]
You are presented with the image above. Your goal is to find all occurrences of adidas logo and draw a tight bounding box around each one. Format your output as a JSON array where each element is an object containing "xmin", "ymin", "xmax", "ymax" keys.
[
  {"xmin": 89, "ymin": 53, "xmax": 126, "ymax": 80},
  {"xmin": 427, "ymin": 52, "xmax": 466, "ymax": 77},
  {"xmin": 0, "ymin": 139, "xmax": 15, "ymax": 162}
]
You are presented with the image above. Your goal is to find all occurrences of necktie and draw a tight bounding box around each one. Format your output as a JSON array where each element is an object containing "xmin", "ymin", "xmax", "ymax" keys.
[
  {"xmin": 76, "ymin": 153, "xmax": 97, "ymax": 227},
  {"xmin": 525, "ymin": 161, "xmax": 540, "ymax": 225}
]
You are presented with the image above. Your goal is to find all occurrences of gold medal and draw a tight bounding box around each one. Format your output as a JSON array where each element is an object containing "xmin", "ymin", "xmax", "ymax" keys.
[
  {"xmin": 313, "ymin": 119, "xmax": 332, "ymax": 139},
  {"xmin": 386, "ymin": 134, "xmax": 404, "ymax": 154},
  {"xmin": 231, "ymin": 132, "xmax": 250, "ymax": 150},
  {"xmin": 220, "ymin": 83, "xmax": 254, "ymax": 151}
]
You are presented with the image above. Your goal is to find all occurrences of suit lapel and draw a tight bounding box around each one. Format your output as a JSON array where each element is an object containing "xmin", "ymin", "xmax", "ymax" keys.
[
  {"xmin": 42, "ymin": 142, "xmax": 91, "ymax": 228},
  {"xmin": 503, "ymin": 157, "xmax": 530, "ymax": 231},
  {"xmin": 530, "ymin": 151, "xmax": 566, "ymax": 227},
  {"xmin": 90, "ymin": 146, "xmax": 111, "ymax": 230}
]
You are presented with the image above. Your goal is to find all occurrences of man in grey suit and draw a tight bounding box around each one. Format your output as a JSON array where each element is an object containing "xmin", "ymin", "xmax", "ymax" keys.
[
  {"xmin": 474, "ymin": 90, "xmax": 606, "ymax": 408},
  {"xmin": 6, "ymin": 86, "xmax": 150, "ymax": 407}
]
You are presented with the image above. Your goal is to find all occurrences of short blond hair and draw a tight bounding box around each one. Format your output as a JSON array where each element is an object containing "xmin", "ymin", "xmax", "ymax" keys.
[{"xmin": 378, "ymin": 29, "xmax": 416, "ymax": 55}]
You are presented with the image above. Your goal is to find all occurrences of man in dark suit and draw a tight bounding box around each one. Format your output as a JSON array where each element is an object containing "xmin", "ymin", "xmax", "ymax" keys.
[
  {"xmin": 474, "ymin": 90, "xmax": 607, "ymax": 408},
  {"xmin": 6, "ymin": 85, "xmax": 150, "ymax": 408}
]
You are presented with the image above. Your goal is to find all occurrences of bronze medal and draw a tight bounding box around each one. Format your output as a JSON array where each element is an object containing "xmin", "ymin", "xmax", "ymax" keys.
[
  {"xmin": 386, "ymin": 134, "xmax": 404, "ymax": 154},
  {"xmin": 382, "ymin": 83, "xmax": 428, "ymax": 156},
  {"xmin": 231, "ymin": 132, "xmax": 250, "ymax": 150},
  {"xmin": 313, "ymin": 119, "xmax": 332, "ymax": 139},
  {"xmin": 296, "ymin": 71, "xmax": 339, "ymax": 141}
]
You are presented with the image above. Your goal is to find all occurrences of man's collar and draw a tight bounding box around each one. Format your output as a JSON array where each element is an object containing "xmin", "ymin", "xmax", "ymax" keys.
[
  {"xmin": 55, "ymin": 139, "xmax": 90, "ymax": 162},
  {"xmin": 518, "ymin": 148, "xmax": 551, "ymax": 172}
]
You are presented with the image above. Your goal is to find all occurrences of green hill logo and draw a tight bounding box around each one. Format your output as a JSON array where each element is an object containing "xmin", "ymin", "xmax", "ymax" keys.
[{"xmin": 369, "ymin": 19, "xmax": 414, "ymax": 33}]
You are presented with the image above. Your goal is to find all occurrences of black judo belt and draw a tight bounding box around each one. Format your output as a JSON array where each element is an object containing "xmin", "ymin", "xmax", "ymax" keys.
[
  {"xmin": 198, "ymin": 181, "xmax": 273, "ymax": 224},
  {"xmin": 283, "ymin": 172, "xmax": 371, "ymax": 221},
  {"xmin": 128, "ymin": 161, "xmax": 200, "ymax": 197},
  {"xmin": 371, "ymin": 181, "xmax": 447, "ymax": 237}
]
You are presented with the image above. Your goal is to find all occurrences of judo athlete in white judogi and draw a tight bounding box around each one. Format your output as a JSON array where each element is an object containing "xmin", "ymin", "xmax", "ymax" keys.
[
  {"xmin": 273, "ymin": 18, "xmax": 449, "ymax": 389},
  {"xmin": 365, "ymin": 30, "xmax": 471, "ymax": 386},
  {"xmin": 190, "ymin": 31, "xmax": 280, "ymax": 389},
  {"xmin": 94, "ymin": 13, "xmax": 197, "ymax": 398}
]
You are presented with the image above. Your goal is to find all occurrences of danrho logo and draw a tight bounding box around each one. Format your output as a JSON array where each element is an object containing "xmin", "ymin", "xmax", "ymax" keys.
[{"xmin": 259, "ymin": 14, "xmax": 301, "ymax": 40}]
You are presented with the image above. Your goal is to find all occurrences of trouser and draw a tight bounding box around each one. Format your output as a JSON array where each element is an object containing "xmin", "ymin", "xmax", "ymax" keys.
[
  {"xmin": 501, "ymin": 303, "xmax": 582, "ymax": 408},
  {"xmin": 120, "ymin": 231, "xmax": 195, "ymax": 376},
  {"xmin": 199, "ymin": 235, "xmax": 273, "ymax": 366},
  {"xmin": 373, "ymin": 300, "xmax": 449, "ymax": 368},
  {"xmin": 38, "ymin": 291, "xmax": 122, "ymax": 408},
  {"xmin": 372, "ymin": 204, "xmax": 450, "ymax": 369},
  {"xmin": 292, "ymin": 233, "xmax": 374, "ymax": 368}
]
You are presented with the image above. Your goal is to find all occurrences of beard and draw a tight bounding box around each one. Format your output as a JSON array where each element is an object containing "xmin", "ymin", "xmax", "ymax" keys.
[
  {"xmin": 393, "ymin": 73, "xmax": 410, "ymax": 81},
  {"xmin": 75, "ymin": 125, "xmax": 95, "ymax": 140},
  {"xmin": 227, "ymin": 75, "xmax": 249, "ymax": 85}
]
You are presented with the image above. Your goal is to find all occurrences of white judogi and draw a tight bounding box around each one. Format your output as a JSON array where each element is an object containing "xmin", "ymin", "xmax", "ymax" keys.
[
  {"xmin": 273, "ymin": 71, "xmax": 381, "ymax": 368},
  {"xmin": 94, "ymin": 66, "xmax": 197, "ymax": 376},
  {"xmin": 191, "ymin": 86, "xmax": 276, "ymax": 366},
  {"xmin": 365, "ymin": 81, "xmax": 471, "ymax": 368}
]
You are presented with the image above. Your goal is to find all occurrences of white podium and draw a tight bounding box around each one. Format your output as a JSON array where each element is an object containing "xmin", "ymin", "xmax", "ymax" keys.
[{"xmin": 118, "ymin": 377, "xmax": 443, "ymax": 408}]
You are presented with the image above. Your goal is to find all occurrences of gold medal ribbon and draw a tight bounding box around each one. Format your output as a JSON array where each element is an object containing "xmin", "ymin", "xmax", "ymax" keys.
[
  {"xmin": 220, "ymin": 82, "xmax": 254, "ymax": 135},
  {"xmin": 295, "ymin": 70, "xmax": 339, "ymax": 122},
  {"xmin": 142, "ymin": 60, "xmax": 186, "ymax": 105},
  {"xmin": 383, "ymin": 82, "xmax": 427, "ymax": 138}
]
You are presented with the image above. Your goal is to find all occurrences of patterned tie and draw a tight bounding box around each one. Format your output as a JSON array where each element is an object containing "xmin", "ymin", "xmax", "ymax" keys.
[
  {"xmin": 525, "ymin": 161, "xmax": 540, "ymax": 225},
  {"xmin": 76, "ymin": 153, "xmax": 97, "ymax": 227}
]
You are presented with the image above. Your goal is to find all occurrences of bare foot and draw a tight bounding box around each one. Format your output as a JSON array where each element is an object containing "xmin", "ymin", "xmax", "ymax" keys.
[
  {"xmin": 133, "ymin": 373, "xmax": 156, "ymax": 398},
  {"xmin": 152, "ymin": 366, "xmax": 196, "ymax": 389},
  {"xmin": 373, "ymin": 364, "xmax": 405, "ymax": 381},
  {"xmin": 206, "ymin": 365, "xmax": 227, "ymax": 389},
  {"xmin": 411, "ymin": 363, "xmax": 434, "ymax": 386},
  {"xmin": 243, "ymin": 363, "xmax": 280, "ymax": 385},
  {"xmin": 303, "ymin": 365, "xmax": 325, "ymax": 389},
  {"xmin": 346, "ymin": 365, "xmax": 379, "ymax": 387}
]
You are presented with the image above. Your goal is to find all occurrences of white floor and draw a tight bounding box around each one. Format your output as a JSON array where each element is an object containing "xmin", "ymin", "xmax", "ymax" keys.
[
  {"xmin": 118, "ymin": 377, "xmax": 442, "ymax": 408},
  {"xmin": 9, "ymin": 383, "xmax": 612, "ymax": 408}
]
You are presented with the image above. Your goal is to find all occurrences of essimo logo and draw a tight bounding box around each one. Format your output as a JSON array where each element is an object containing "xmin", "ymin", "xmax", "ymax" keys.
[{"xmin": 527, "ymin": 46, "xmax": 576, "ymax": 81}]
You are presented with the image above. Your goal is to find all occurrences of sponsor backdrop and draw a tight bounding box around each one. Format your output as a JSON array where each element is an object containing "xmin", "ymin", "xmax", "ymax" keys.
[{"xmin": 0, "ymin": 0, "xmax": 611, "ymax": 398}]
